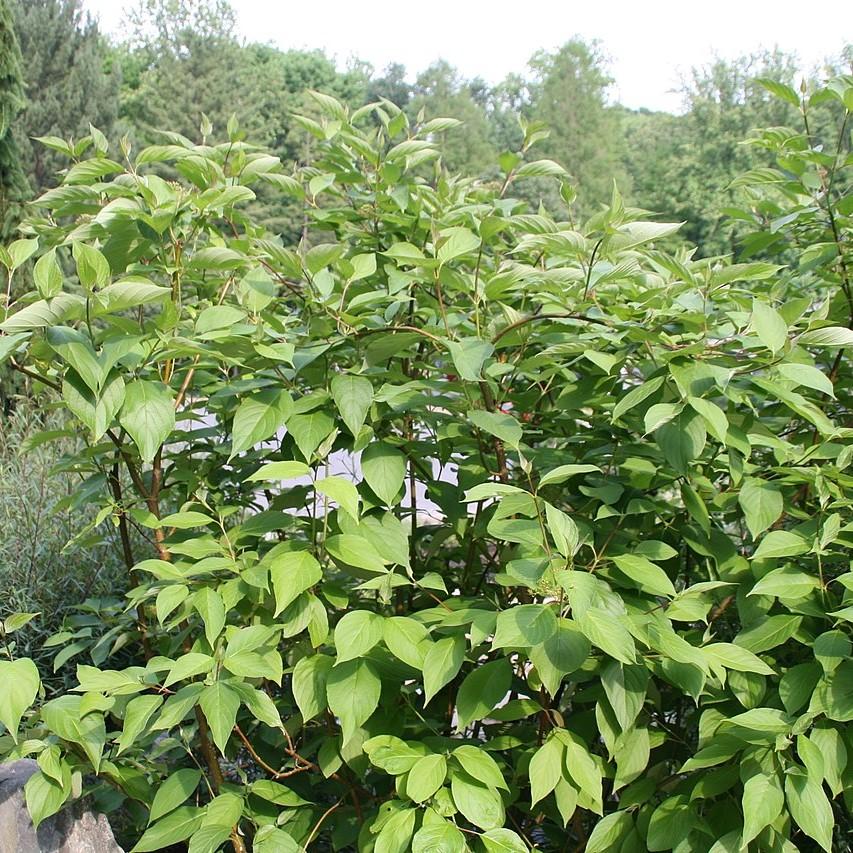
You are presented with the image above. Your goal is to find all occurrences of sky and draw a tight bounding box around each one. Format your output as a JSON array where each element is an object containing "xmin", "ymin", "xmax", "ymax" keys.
[{"xmin": 84, "ymin": 0, "xmax": 851, "ymax": 113}]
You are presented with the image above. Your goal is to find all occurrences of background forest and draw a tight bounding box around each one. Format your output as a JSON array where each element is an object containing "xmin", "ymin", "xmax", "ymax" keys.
[{"xmin": 1, "ymin": 0, "xmax": 850, "ymax": 252}]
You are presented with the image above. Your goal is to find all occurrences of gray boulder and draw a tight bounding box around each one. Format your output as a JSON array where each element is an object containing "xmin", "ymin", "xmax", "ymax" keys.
[{"xmin": 0, "ymin": 760, "xmax": 124, "ymax": 853}]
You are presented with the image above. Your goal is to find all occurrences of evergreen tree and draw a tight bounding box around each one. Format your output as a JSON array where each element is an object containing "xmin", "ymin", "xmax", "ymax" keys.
[
  {"xmin": 10, "ymin": 0, "xmax": 120, "ymax": 193},
  {"xmin": 526, "ymin": 40, "xmax": 626, "ymax": 211},
  {"xmin": 0, "ymin": 0, "xmax": 26, "ymax": 238},
  {"xmin": 409, "ymin": 61, "xmax": 497, "ymax": 175}
]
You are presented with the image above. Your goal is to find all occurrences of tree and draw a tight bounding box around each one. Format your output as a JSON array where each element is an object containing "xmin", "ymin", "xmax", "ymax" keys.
[
  {"xmin": 0, "ymin": 0, "xmax": 26, "ymax": 237},
  {"xmin": 525, "ymin": 39, "xmax": 627, "ymax": 211},
  {"xmin": 1, "ymin": 78, "xmax": 852, "ymax": 851},
  {"xmin": 367, "ymin": 62, "xmax": 412, "ymax": 109},
  {"xmin": 409, "ymin": 60, "xmax": 497, "ymax": 175},
  {"xmin": 117, "ymin": 0, "xmax": 262, "ymax": 145},
  {"xmin": 623, "ymin": 50, "xmax": 802, "ymax": 256},
  {"xmin": 9, "ymin": 0, "xmax": 120, "ymax": 194}
]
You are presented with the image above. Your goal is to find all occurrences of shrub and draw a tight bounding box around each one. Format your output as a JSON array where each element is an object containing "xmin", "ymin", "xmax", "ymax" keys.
[
  {"xmin": 0, "ymin": 397, "xmax": 129, "ymax": 684},
  {"xmin": 0, "ymin": 80, "xmax": 851, "ymax": 851}
]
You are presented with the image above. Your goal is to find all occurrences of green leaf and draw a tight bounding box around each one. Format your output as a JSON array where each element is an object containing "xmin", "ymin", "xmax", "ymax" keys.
[
  {"xmin": 656, "ymin": 411, "xmax": 706, "ymax": 474},
  {"xmin": 785, "ymin": 772, "xmax": 834, "ymax": 852},
  {"xmin": 538, "ymin": 464, "xmax": 600, "ymax": 487},
  {"xmin": 703, "ymin": 643, "xmax": 776, "ymax": 675},
  {"xmin": 738, "ymin": 478, "xmax": 783, "ymax": 539},
  {"xmin": 468, "ymin": 409, "xmax": 522, "ymax": 449},
  {"xmin": 450, "ymin": 771, "xmax": 504, "ymax": 830},
  {"xmin": 253, "ymin": 826, "xmax": 302, "ymax": 853},
  {"xmin": 515, "ymin": 159, "xmax": 567, "ymax": 178},
  {"xmin": 749, "ymin": 566, "xmax": 818, "ymax": 598},
  {"xmin": 33, "ymin": 249, "xmax": 62, "ymax": 299},
  {"xmin": 735, "ymin": 614, "xmax": 802, "ymax": 653},
  {"xmin": 245, "ymin": 460, "xmax": 310, "ymax": 482},
  {"xmin": 269, "ymin": 550, "xmax": 322, "ymax": 616},
  {"xmin": 586, "ymin": 811, "xmax": 633, "ymax": 853},
  {"xmin": 644, "ymin": 402, "xmax": 681, "ymax": 434},
  {"xmin": 198, "ymin": 683, "xmax": 240, "ymax": 754},
  {"xmin": 230, "ymin": 389, "xmax": 292, "ymax": 458},
  {"xmin": 493, "ymin": 605, "xmax": 557, "ymax": 649},
  {"xmin": 249, "ymin": 780, "xmax": 309, "ymax": 806},
  {"xmin": 95, "ymin": 279, "xmax": 170, "ymax": 314},
  {"xmin": 383, "ymin": 616, "xmax": 431, "ymax": 670},
  {"xmin": 529, "ymin": 736, "xmax": 563, "ymax": 805},
  {"xmin": 0, "ymin": 331, "xmax": 27, "ymax": 365},
  {"xmin": 73, "ymin": 242, "xmax": 110, "ymax": 288},
  {"xmin": 193, "ymin": 588, "xmax": 226, "ymax": 648},
  {"xmin": 576, "ymin": 609, "xmax": 636, "ymax": 664},
  {"xmin": 238, "ymin": 267, "xmax": 275, "ymax": 312},
  {"xmin": 42, "ymin": 695, "xmax": 106, "ymax": 771},
  {"xmin": 187, "ymin": 825, "xmax": 232, "ymax": 853},
  {"xmin": 131, "ymin": 806, "xmax": 205, "ymax": 852},
  {"xmin": 334, "ymin": 610, "xmax": 384, "ymax": 662},
  {"xmin": 325, "ymin": 534, "xmax": 388, "ymax": 572},
  {"xmin": 287, "ymin": 410, "xmax": 335, "ymax": 461},
  {"xmin": 741, "ymin": 773, "xmax": 784, "ymax": 847},
  {"xmin": 687, "ymin": 396, "xmax": 728, "ymax": 443},
  {"xmin": 646, "ymin": 796, "xmax": 692, "ymax": 851},
  {"xmin": 292, "ymin": 654, "xmax": 333, "ymax": 721},
  {"xmin": 407, "ymin": 754, "xmax": 447, "ymax": 802},
  {"xmin": 777, "ymin": 362, "xmax": 835, "ymax": 398},
  {"xmin": 752, "ymin": 532, "xmax": 811, "ymax": 562},
  {"xmin": 47, "ymin": 326, "xmax": 103, "ymax": 393},
  {"xmin": 305, "ymin": 242, "xmax": 343, "ymax": 274},
  {"xmin": 164, "ymin": 653, "xmax": 215, "ymax": 688},
  {"xmin": 361, "ymin": 442, "xmax": 406, "ymax": 506},
  {"xmin": 447, "ymin": 337, "xmax": 494, "ymax": 381},
  {"xmin": 375, "ymin": 808, "xmax": 417, "ymax": 853},
  {"xmin": 25, "ymin": 770, "xmax": 69, "ymax": 829},
  {"xmin": 456, "ymin": 658, "xmax": 512, "ymax": 729},
  {"xmin": 452, "ymin": 745, "xmax": 508, "ymax": 790},
  {"xmin": 331, "ymin": 374, "xmax": 373, "ymax": 436},
  {"xmin": 149, "ymin": 769, "xmax": 202, "ymax": 822},
  {"xmin": 0, "ymin": 658, "xmax": 40, "ymax": 743},
  {"xmin": 601, "ymin": 662, "xmax": 648, "ymax": 731},
  {"xmin": 120, "ymin": 380, "xmax": 175, "ymax": 463},
  {"xmin": 751, "ymin": 300, "xmax": 788, "ymax": 352},
  {"xmin": 612, "ymin": 376, "xmax": 665, "ymax": 423},
  {"xmin": 437, "ymin": 226, "xmax": 480, "ymax": 264},
  {"xmin": 423, "ymin": 636, "xmax": 465, "ymax": 705},
  {"xmin": 756, "ymin": 77, "xmax": 801, "ymax": 106},
  {"xmin": 326, "ymin": 659, "xmax": 381, "ymax": 743},
  {"xmin": 412, "ymin": 820, "xmax": 466, "ymax": 853},
  {"xmin": 529, "ymin": 619, "xmax": 589, "ymax": 696},
  {"xmin": 480, "ymin": 828, "xmax": 528, "ymax": 853},
  {"xmin": 189, "ymin": 247, "xmax": 245, "ymax": 272},
  {"xmin": 116, "ymin": 694, "xmax": 163, "ymax": 755},
  {"xmin": 611, "ymin": 554, "xmax": 675, "ymax": 597},
  {"xmin": 315, "ymin": 476, "xmax": 359, "ymax": 519},
  {"xmin": 799, "ymin": 326, "xmax": 853, "ymax": 347},
  {"xmin": 544, "ymin": 502, "xmax": 578, "ymax": 558}
]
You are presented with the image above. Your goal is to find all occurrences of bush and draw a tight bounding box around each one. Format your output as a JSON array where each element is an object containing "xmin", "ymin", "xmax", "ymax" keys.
[
  {"xmin": 0, "ymin": 80, "xmax": 851, "ymax": 851},
  {"xmin": 0, "ymin": 397, "xmax": 129, "ymax": 684}
]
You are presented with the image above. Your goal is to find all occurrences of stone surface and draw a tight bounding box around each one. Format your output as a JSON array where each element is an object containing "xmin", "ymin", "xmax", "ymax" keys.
[{"xmin": 0, "ymin": 760, "xmax": 124, "ymax": 853}]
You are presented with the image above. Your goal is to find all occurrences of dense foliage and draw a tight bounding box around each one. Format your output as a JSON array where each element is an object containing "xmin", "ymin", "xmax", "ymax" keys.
[
  {"xmin": 0, "ymin": 70, "xmax": 852, "ymax": 851},
  {"xmin": 0, "ymin": 0, "xmax": 26, "ymax": 236}
]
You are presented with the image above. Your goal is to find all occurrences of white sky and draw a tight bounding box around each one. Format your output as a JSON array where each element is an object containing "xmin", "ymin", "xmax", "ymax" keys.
[{"xmin": 85, "ymin": 0, "xmax": 851, "ymax": 113}]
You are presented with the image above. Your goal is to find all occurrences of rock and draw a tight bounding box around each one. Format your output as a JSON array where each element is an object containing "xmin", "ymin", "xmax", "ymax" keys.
[{"xmin": 0, "ymin": 760, "xmax": 124, "ymax": 853}]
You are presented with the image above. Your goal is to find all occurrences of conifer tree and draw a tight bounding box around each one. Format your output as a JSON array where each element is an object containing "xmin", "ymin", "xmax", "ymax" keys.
[
  {"xmin": 10, "ymin": 0, "xmax": 119, "ymax": 193},
  {"xmin": 0, "ymin": 0, "xmax": 27, "ymax": 238}
]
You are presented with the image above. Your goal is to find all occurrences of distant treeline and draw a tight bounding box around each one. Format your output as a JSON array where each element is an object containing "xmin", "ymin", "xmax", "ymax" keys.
[{"xmin": 2, "ymin": 0, "xmax": 851, "ymax": 254}]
